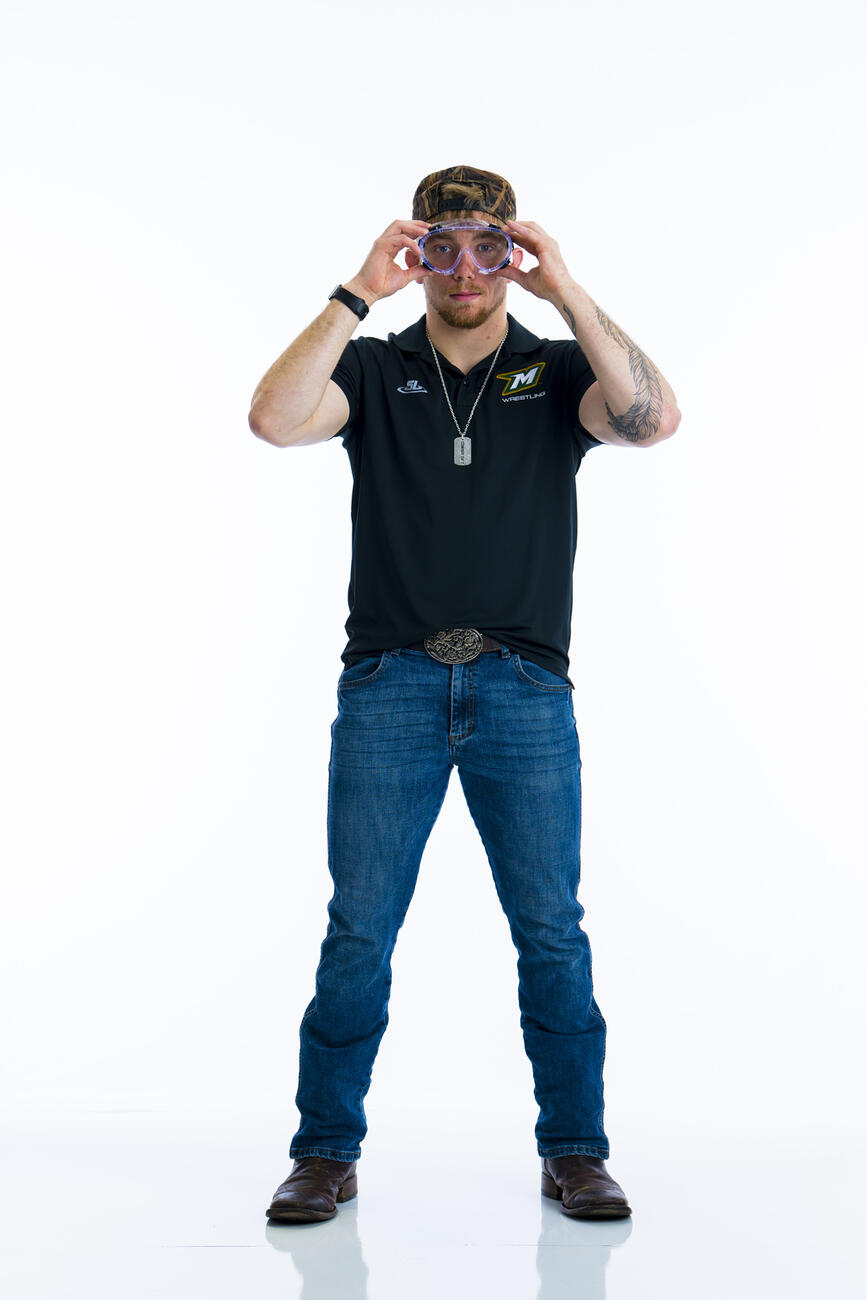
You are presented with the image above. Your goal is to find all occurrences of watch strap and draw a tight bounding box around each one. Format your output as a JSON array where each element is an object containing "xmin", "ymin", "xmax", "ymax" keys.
[{"xmin": 328, "ymin": 284, "xmax": 370, "ymax": 320}]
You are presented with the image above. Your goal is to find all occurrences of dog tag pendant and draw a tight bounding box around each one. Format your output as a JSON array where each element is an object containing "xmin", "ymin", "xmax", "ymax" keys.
[{"xmin": 454, "ymin": 435, "xmax": 472, "ymax": 466}]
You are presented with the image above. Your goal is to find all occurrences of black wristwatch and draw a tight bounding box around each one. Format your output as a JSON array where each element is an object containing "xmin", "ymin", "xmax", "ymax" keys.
[{"xmin": 328, "ymin": 284, "xmax": 370, "ymax": 320}]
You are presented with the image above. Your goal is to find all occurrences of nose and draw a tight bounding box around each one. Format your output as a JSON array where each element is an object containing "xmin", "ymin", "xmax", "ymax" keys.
[{"xmin": 451, "ymin": 247, "xmax": 477, "ymax": 279}]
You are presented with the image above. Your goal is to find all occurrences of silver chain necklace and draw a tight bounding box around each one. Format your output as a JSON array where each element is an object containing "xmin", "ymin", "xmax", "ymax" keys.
[{"xmin": 426, "ymin": 323, "xmax": 508, "ymax": 466}]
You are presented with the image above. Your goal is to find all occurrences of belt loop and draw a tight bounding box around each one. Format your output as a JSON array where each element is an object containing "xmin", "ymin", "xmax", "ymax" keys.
[{"xmin": 500, "ymin": 644, "xmax": 511, "ymax": 659}]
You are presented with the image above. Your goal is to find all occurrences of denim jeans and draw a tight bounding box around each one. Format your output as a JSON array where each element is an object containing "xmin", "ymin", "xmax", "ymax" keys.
[{"xmin": 289, "ymin": 644, "xmax": 609, "ymax": 1161}]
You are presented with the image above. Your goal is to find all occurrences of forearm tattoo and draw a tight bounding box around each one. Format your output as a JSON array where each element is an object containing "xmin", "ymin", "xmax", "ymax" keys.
[{"xmin": 563, "ymin": 300, "xmax": 664, "ymax": 443}]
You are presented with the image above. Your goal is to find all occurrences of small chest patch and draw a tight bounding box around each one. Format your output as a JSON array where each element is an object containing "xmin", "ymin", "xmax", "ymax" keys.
[{"xmin": 496, "ymin": 362, "xmax": 546, "ymax": 397}]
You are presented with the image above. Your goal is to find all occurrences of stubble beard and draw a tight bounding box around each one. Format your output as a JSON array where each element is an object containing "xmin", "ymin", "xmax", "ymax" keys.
[{"xmin": 430, "ymin": 280, "xmax": 507, "ymax": 331}]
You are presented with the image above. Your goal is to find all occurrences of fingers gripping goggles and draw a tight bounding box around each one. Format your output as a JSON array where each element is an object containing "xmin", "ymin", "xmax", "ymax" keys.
[{"xmin": 417, "ymin": 221, "xmax": 513, "ymax": 275}]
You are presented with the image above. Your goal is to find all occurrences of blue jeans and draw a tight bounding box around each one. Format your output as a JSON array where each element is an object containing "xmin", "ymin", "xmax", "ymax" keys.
[{"xmin": 289, "ymin": 644, "xmax": 609, "ymax": 1161}]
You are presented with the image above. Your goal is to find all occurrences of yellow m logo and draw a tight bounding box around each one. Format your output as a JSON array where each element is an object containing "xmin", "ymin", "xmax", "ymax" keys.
[{"xmin": 496, "ymin": 362, "xmax": 546, "ymax": 396}]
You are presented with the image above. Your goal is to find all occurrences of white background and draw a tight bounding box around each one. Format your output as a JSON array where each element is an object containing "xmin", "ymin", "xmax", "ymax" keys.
[{"xmin": 2, "ymin": 0, "xmax": 866, "ymax": 1294}]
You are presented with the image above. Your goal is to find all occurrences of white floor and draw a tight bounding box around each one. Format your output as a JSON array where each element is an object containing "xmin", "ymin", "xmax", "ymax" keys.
[{"xmin": 2, "ymin": 1105, "xmax": 863, "ymax": 1299}]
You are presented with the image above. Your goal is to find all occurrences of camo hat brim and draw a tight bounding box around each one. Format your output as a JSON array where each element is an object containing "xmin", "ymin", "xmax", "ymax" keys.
[{"xmin": 412, "ymin": 166, "xmax": 516, "ymax": 224}]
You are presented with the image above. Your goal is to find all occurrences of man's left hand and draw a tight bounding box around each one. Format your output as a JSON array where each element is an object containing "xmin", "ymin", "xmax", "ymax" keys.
[{"xmin": 497, "ymin": 221, "xmax": 575, "ymax": 302}]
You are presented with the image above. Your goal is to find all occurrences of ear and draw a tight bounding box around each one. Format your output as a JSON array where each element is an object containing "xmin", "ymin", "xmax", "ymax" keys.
[
  {"xmin": 510, "ymin": 247, "xmax": 524, "ymax": 270},
  {"xmin": 405, "ymin": 247, "xmax": 421, "ymax": 268}
]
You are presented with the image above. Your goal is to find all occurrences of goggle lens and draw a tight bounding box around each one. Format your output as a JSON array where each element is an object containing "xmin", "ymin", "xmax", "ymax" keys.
[{"xmin": 418, "ymin": 222, "xmax": 512, "ymax": 274}]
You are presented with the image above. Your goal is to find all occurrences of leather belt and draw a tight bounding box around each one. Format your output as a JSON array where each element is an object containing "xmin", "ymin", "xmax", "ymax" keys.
[{"xmin": 406, "ymin": 627, "xmax": 504, "ymax": 665}]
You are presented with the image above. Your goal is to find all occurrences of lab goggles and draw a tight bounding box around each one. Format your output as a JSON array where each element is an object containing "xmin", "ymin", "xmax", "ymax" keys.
[{"xmin": 417, "ymin": 221, "xmax": 513, "ymax": 275}]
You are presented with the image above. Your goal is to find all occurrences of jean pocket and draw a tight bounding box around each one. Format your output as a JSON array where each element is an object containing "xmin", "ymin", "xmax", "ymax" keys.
[
  {"xmin": 337, "ymin": 651, "xmax": 391, "ymax": 690},
  {"xmin": 512, "ymin": 654, "xmax": 571, "ymax": 691}
]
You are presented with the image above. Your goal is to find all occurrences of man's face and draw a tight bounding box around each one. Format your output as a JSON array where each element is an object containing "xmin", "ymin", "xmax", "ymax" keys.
[{"xmin": 410, "ymin": 210, "xmax": 519, "ymax": 330}]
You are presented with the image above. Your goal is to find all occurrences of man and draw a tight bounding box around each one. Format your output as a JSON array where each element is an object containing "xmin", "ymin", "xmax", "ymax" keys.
[{"xmin": 250, "ymin": 165, "xmax": 681, "ymax": 1225}]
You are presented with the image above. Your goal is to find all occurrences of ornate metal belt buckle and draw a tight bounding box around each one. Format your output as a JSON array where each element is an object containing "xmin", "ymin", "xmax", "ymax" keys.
[{"xmin": 423, "ymin": 627, "xmax": 484, "ymax": 664}]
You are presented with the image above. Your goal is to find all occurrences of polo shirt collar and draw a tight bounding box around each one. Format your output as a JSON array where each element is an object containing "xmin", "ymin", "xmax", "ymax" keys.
[{"xmin": 391, "ymin": 313, "xmax": 544, "ymax": 357}]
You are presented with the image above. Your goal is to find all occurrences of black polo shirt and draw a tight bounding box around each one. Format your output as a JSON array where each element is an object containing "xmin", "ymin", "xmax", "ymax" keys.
[{"xmin": 328, "ymin": 312, "xmax": 604, "ymax": 686}]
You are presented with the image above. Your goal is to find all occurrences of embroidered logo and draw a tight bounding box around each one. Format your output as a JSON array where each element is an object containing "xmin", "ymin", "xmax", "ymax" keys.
[
  {"xmin": 397, "ymin": 379, "xmax": 428, "ymax": 394},
  {"xmin": 496, "ymin": 362, "xmax": 546, "ymax": 397}
]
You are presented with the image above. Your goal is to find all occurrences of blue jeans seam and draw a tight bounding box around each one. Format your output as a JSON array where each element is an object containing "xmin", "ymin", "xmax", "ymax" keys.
[
  {"xmin": 512, "ymin": 655, "xmax": 571, "ymax": 692},
  {"xmin": 538, "ymin": 1144, "xmax": 610, "ymax": 1158},
  {"xmin": 289, "ymin": 1146, "xmax": 361, "ymax": 1161}
]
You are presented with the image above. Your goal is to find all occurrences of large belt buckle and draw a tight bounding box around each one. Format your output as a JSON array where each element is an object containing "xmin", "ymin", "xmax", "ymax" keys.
[{"xmin": 423, "ymin": 627, "xmax": 484, "ymax": 664}]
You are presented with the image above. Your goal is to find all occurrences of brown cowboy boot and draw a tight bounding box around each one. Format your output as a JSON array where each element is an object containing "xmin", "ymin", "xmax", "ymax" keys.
[
  {"xmin": 541, "ymin": 1154, "xmax": 632, "ymax": 1219},
  {"xmin": 266, "ymin": 1156, "xmax": 359, "ymax": 1223}
]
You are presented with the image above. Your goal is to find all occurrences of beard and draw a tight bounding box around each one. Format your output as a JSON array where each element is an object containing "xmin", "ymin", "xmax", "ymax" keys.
[{"xmin": 431, "ymin": 280, "xmax": 507, "ymax": 330}]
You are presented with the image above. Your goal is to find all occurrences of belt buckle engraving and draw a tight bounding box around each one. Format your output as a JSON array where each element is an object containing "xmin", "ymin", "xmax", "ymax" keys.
[{"xmin": 423, "ymin": 627, "xmax": 484, "ymax": 664}]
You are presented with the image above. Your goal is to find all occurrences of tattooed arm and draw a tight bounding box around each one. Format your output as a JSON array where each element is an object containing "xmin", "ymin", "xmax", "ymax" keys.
[
  {"xmin": 560, "ymin": 290, "xmax": 680, "ymax": 447},
  {"xmin": 500, "ymin": 220, "xmax": 681, "ymax": 447}
]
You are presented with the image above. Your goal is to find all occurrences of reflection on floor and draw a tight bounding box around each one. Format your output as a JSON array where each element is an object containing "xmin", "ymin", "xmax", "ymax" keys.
[{"xmin": 1, "ymin": 1105, "xmax": 863, "ymax": 1299}]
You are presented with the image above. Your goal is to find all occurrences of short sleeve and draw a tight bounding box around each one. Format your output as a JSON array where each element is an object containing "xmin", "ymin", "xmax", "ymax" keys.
[
  {"xmin": 566, "ymin": 341, "xmax": 604, "ymax": 456},
  {"xmin": 329, "ymin": 339, "xmax": 364, "ymax": 443}
]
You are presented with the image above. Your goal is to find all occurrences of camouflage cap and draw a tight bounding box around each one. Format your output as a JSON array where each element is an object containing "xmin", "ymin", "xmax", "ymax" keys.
[{"xmin": 412, "ymin": 165, "xmax": 516, "ymax": 224}]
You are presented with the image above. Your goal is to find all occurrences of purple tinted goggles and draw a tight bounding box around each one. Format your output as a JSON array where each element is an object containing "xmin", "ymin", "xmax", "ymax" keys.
[{"xmin": 418, "ymin": 221, "xmax": 513, "ymax": 275}]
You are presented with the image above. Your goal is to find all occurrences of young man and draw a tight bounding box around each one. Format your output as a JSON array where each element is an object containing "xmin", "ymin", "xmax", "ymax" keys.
[{"xmin": 250, "ymin": 165, "xmax": 681, "ymax": 1224}]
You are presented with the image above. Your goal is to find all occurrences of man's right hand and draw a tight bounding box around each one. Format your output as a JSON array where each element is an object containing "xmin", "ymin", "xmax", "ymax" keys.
[
  {"xmin": 343, "ymin": 219, "xmax": 433, "ymax": 307},
  {"xmin": 249, "ymin": 220, "xmax": 433, "ymax": 447}
]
